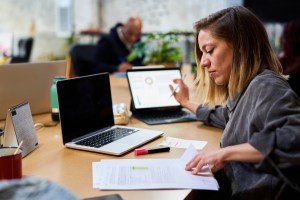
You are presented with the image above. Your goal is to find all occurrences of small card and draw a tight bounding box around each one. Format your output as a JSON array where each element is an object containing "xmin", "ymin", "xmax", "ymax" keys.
[{"xmin": 160, "ymin": 136, "xmax": 207, "ymax": 150}]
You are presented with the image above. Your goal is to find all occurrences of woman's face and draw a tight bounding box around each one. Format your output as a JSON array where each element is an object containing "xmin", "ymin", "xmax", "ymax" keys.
[{"xmin": 198, "ymin": 29, "xmax": 233, "ymax": 85}]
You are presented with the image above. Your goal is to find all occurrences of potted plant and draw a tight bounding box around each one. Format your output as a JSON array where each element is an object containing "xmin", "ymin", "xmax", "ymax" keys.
[{"xmin": 126, "ymin": 31, "xmax": 182, "ymax": 67}]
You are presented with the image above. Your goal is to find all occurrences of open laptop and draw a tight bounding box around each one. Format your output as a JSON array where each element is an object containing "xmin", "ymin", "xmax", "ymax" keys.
[
  {"xmin": 126, "ymin": 68, "xmax": 197, "ymax": 125},
  {"xmin": 56, "ymin": 73, "xmax": 163, "ymax": 156},
  {"xmin": 0, "ymin": 61, "xmax": 66, "ymax": 120}
]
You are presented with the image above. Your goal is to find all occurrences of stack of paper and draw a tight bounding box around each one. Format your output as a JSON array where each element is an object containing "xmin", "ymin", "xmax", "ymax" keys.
[{"xmin": 92, "ymin": 145, "xmax": 219, "ymax": 190}]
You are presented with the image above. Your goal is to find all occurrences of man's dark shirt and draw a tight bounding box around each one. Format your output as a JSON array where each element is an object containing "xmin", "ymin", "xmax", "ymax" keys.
[{"xmin": 93, "ymin": 23, "xmax": 143, "ymax": 73}]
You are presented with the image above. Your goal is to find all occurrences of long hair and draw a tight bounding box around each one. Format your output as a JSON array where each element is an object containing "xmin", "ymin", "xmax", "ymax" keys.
[{"xmin": 194, "ymin": 6, "xmax": 282, "ymax": 107}]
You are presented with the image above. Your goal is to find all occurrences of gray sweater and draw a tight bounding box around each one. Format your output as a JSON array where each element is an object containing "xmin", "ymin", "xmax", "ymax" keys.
[{"xmin": 196, "ymin": 69, "xmax": 300, "ymax": 199}]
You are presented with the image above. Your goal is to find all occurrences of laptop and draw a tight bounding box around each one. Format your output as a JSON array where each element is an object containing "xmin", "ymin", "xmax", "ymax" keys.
[
  {"xmin": 0, "ymin": 61, "xmax": 66, "ymax": 120},
  {"xmin": 126, "ymin": 68, "xmax": 197, "ymax": 125},
  {"xmin": 56, "ymin": 73, "xmax": 163, "ymax": 156}
]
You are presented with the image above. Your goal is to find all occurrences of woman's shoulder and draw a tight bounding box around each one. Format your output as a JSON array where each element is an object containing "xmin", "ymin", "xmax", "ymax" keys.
[
  {"xmin": 250, "ymin": 69, "xmax": 289, "ymax": 90},
  {"xmin": 245, "ymin": 69, "xmax": 296, "ymax": 101}
]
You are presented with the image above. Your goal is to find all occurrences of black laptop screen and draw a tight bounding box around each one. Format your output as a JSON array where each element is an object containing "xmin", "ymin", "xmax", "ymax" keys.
[
  {"xmin": 57, "ymin": 73, "xmax": 114, "ymax": 144},
  {"xmin": 127, "ymin": 68, "xmax": 182, "ymax": 111}
]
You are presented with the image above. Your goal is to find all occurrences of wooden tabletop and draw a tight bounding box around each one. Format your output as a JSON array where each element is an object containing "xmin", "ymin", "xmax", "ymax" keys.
[{"xmin": 0, "ymin": 66, "xmax": 223, "ymax": 200}]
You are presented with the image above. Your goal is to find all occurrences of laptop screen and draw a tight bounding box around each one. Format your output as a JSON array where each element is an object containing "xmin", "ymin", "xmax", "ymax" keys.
[
  {"xmin": 127, "ymin": 68, "xmax": 182, "ymax": 110},
  {"xmin": 57, "ymin": 73, "xmax": 114, "ymax": 144}
]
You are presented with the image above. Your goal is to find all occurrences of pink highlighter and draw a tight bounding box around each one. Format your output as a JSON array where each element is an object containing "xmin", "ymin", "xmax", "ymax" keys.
[{"xmin": 134, "ymin": 146, "xmax": 170, "ymax": 156}]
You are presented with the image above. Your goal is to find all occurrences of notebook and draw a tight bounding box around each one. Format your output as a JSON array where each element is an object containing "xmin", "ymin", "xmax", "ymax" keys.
[
  {"xmin": 56, "ymin": 73, "xmax": 163, "ymax": 156},
  {"xmin": 0, "ymin": 61, "xmax": 66, "ymax": 120},
  {"xmin": 126, "ymin": 68, "xmax": 197, "ymax": 125}
]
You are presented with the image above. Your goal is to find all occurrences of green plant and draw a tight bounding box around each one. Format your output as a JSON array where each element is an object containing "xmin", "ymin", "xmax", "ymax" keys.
[{"xmin": 127, "ymin": 32, "xmax": 182, "ymax": 65}]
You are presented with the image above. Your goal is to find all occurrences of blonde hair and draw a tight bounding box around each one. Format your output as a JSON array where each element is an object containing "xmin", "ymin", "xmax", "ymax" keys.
[{"xmin": 194, "ymin": 6, "xmax": 282, "ymax": 107}]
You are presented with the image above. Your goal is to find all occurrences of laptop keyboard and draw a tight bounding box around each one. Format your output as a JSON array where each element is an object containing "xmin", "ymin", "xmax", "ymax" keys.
[{"xmin": 75, "ymin": 127, "xmax": 138, "ymax": 148}]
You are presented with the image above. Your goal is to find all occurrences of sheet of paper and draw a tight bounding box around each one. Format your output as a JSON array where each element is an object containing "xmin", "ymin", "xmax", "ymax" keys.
[
  {"xmin": 160, "ymin": 137, "xmax": 207, "ymax": 149},
  {"xmin": 92, "ymin": 145, "xmax": 219, "ymax": 190}
]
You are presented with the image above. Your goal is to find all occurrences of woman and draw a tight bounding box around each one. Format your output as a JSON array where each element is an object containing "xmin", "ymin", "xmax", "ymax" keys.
[{"xmin": 170, "ymin": 6, "xmax": 300, "ymax": 199}]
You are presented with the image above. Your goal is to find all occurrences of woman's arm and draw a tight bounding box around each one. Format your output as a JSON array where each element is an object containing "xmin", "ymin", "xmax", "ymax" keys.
[{"xmin": 170, "ymin": 78, "xmax": 227, "ymax": 128}]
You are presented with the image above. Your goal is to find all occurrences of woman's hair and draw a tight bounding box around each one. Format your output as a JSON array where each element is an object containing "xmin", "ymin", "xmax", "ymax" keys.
[{"xmin": 194, "ymin": 6, "xmax": 282, "ymax": 107}]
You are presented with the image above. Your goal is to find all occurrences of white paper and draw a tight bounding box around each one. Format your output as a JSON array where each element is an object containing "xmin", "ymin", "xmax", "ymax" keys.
[
  {"xmin": 92, "ymin": 145, "xmax": 219, "ymax": 190},
  {"xmin": 160, "ymin": 137, "xmax": 207, "ymax": 149}
]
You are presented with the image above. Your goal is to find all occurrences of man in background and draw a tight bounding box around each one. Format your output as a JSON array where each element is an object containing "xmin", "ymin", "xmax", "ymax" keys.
[{"xmin": 93, "ymin": 17, "xmax": 143, "ymax": 73}]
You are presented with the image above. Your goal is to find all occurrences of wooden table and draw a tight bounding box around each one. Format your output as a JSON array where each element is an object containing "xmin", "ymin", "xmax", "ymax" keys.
[{"xmin": 0, "ymin": 68, "xmax": 223, "ymax": 200}]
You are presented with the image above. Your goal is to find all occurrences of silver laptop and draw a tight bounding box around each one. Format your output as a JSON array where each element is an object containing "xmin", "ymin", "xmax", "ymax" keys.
[
  {"xmin": 56, "ymin": 73, "xmax": 163, "ymax": 156},
  {"xmin": 0, "ymin": 61, "xmax": 66, "ymax": 120}
]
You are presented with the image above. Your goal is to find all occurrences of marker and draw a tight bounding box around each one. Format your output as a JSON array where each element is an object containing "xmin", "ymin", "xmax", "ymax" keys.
[{"xmin": 134, "ymin": 146, "xmax": 170, "ymax": 156}]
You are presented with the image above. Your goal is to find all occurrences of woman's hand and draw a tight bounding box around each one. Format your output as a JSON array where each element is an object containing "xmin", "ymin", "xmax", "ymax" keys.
[
  {"xmin": 169, "ymin": 78, "xmax": 199, "ymax": 113},
  {"xmin": 185, "ymin": 147, "xmax": 227, "ymax": 174},
  {"xmin": 185, "ymin": 143, "xmax": 263, "ymax": 174},
  {"xmin": 169, "ymin": 79, "xmax": 189, "ymax": 106}
]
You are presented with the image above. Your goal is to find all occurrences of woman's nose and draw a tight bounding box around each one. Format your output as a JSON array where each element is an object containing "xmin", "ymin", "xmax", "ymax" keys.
[{"xmin": 200, "ymin": 55, "xmax": 209, "ymax": 68}]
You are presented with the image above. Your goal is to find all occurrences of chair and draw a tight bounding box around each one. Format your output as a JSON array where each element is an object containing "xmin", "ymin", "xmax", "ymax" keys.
[
  {"xmin": 10, "ymin": 37, "xmax": 34, "ymax": 63},
  {"xmin": 67, "ymin": 44, "xmax": 97, "ymax": 77}
]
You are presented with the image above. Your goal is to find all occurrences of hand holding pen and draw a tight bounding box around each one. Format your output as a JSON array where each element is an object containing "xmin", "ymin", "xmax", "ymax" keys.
[
  {"xmin": 169, "ymin": 74, "xmax": 187, "ymax": 97},
  {"xmin": 169, "ymin": 74, "xmax": 190, "ymax": 106}
]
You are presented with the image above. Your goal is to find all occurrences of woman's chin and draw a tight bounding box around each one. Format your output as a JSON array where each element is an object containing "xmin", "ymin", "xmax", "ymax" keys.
[{"xmin": 214, "ymin": 79, "xmax": 226, "ymax": 86}]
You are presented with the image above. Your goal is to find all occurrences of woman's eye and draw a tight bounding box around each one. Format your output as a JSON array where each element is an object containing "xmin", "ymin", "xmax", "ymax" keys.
[{"xmin": 206, "ymin": 49, "xmax": 213, "ymax": 54}]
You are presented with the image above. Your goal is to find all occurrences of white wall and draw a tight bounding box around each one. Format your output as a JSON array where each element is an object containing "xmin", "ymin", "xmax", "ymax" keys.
[
  {"xmin": 0, "ymin": 0, "xmax": 100, "ymax": 61},
  {"xmin": 100, "ymin": 0, "xmax": 242, "ymax": 32},
  {"xmin": 0, "ymin": 0, "xmax": 242, "ymax": 61}
]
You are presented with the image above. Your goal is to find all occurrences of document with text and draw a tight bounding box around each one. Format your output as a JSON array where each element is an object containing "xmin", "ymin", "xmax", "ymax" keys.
[{"xmin": 92, "ymin": 145, "xmax": 219, "ymax": 190}]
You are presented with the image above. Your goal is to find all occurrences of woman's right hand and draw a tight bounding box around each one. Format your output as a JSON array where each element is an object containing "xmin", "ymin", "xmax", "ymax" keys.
[
  {"xmin": 169, "ymin": 78, "xmax": 189, "ymax": 107},
  {"xmin": 169, "ymin": 78, "xmax": 199, "ymax": 114}
]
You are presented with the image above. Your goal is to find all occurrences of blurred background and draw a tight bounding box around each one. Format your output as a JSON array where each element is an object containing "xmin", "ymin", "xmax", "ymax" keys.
[{"xmin": 0, "ymin": 0, "xmax": 299, "ymax": 65}]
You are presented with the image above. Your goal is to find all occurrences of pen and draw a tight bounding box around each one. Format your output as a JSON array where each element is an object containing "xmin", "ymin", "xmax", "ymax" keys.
[
  {"xmin": 134, "ymin": 146, "xmax": 170, "ymax": 156},
  {"xmin": 169, "ymin": 74, "xmax": 186, "ymax": 98}
]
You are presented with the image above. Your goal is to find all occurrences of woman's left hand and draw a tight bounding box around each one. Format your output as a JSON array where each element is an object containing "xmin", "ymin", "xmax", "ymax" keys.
[
  {"xmin": 186, "ymin": 143, "xmax": 263, "ymax": 174},
  {"xmin": 185, "ymin": 147, "xmax": 227, "ymax": 174}
]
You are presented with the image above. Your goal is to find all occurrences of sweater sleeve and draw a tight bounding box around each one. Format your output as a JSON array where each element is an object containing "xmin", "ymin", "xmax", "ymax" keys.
[{"xmin": 196, "ymin": 105, "xmax": 227, "ymax": 129}]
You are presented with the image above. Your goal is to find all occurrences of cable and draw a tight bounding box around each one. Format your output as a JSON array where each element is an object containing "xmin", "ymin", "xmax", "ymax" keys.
[{"xmin": 34, "ymin": 122, "xmax": 59, "ymax": 131}]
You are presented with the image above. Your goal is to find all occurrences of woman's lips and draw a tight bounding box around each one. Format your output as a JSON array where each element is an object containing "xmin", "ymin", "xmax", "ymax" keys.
[{"xmin": 209, "ymin": 71, "xmax": 217, "ymax": 78}]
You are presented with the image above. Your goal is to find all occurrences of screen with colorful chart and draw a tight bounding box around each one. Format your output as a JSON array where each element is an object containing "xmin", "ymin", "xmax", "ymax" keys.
[{"xmin": 127, "ymin": 68, "xmax": 182, "ymax": 109}]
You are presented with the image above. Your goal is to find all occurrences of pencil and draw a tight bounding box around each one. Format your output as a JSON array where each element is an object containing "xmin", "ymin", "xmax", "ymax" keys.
[{"xmin": 14, "ymin": 140, "xmax": 23, "ymax": 155}]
